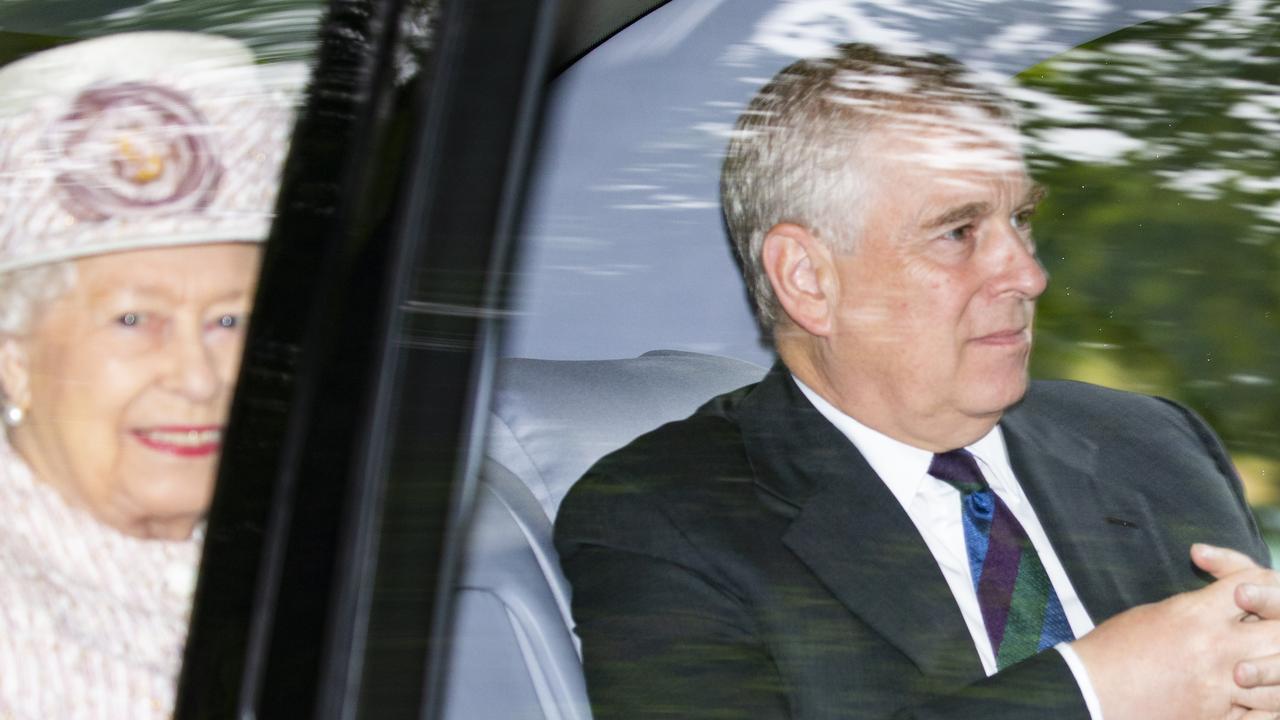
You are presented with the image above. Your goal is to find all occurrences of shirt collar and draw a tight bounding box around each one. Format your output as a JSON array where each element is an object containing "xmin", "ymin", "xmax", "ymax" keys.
[{"xmin": 792, "ymin": 375, "xmax": 1011, "ymax": 506}]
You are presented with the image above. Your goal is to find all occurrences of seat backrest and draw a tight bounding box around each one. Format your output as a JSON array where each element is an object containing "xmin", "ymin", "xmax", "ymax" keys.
[{"xmin": 440, "ymin": 351, "xmax": 767, "ymax": 720}]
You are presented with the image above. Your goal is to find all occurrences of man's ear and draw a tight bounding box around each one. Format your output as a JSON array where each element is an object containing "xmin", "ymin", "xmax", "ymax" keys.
[
  {"xmin": 0, "ymin": 338, "xmax": 31, "ymax": 412},
  {"xmin": 761, "ymin": 222, "xmax": 837, "ymax": 337}
]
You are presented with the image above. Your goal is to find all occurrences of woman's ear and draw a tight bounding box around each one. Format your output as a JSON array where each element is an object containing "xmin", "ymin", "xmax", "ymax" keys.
[
  {"xmin": 760, "ymin": 222, "xmax": 838, "ymax": 337},
  {"xmin": 0, "ymin": 338, "xmax": 31, "ymax": 412}
]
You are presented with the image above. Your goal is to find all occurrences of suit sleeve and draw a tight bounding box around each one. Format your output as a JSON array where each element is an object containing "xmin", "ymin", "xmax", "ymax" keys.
[
  {"xmin": 560, "ymin": 545, "xmax": 793, "ymax": 719},
  {"xmin": 555, "ymin": 467, "xmax": 792, "ymax": 719},
  {"xmin": 1156, "ymin": 397, "xmax": 1270, "ymax": 565},
  {"xmin": 555, "ymin": 472, "xmax": 1092, "ymax": 720}
]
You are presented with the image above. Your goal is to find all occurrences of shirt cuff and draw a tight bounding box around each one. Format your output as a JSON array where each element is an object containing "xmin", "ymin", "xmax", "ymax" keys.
[{"xmin": 1056, "ymin": 642, "xmax": 1104, "ymax": 720}]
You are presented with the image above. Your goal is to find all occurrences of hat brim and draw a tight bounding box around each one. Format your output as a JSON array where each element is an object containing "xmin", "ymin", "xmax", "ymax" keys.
[{"xmin": 0, "ymin": 224, "xmax": 269, "ymax": 274}]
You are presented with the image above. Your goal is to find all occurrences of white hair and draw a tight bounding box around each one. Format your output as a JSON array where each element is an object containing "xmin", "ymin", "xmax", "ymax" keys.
[
  {"xmin": 721, "ymin": 44, "xmax": 1017, "ymax": 333},
  {"xmin": 0, "ymin": 261, "xmax": 77, "ymax": 335}
]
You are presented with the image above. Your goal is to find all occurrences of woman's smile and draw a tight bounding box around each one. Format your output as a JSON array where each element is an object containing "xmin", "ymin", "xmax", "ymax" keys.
[{"xmin": 129, "ymin": 426, "xmax": 223, "ymax": 457}]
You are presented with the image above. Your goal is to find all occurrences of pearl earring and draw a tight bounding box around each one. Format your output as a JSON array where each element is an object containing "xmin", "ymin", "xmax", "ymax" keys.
[{"xmin": 3, "ymin": 403, "xmax": 23, "ymax": 427}]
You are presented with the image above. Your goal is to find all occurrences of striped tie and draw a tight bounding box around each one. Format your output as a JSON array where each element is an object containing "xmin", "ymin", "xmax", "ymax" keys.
[{"xmin": 929, "ymin": 449, "xmax": 1074, "ymax": 669}]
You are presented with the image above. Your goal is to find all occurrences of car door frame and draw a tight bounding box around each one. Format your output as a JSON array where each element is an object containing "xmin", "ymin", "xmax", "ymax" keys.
[{"xmin": 175, "ymin": 0, "xmax": 559, "ymax": 718}]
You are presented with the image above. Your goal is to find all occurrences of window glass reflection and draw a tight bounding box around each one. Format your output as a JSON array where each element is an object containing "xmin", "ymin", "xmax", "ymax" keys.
[{"xmin": 1019, "ymin": 0, "xmax": 1280, "ymax": 541}]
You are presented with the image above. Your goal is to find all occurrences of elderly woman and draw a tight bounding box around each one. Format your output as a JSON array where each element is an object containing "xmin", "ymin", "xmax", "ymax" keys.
[{"xmin": 0, "ymin": 32, "xmax": 298, "ymax": 718}]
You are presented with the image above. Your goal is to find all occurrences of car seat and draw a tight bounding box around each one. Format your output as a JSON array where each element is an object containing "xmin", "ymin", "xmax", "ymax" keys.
[{"xmin": 439, "ymin": 350, "xmax": 767, "ymax": 719}]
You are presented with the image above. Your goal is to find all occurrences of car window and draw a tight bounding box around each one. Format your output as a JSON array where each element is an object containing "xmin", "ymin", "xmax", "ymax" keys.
[
  {"xmin": 1017, "ymin": 1, "xmax": 1280, "ymax": 549},
  {"xmin": 446, "ymin": 3, "xmax": 1280, "ymax": 718},
  {"xmin": 510, "ymin": 0, "xmax": 1280, "ymax": 528},
  {"xmin": 510, "ymin": 0, "xmax": 1228, "ymax": 364}
]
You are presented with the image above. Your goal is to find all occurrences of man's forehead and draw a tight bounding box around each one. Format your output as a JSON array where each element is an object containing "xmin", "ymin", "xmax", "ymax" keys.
[
  {"xmin": 868, "ymin": 116, "xmax": 1027, "ymax": 177},
  {"xmin": 860, "ymin": 112, "xmax": 1029, "ymax": 183},
  {"xmin": 855, "ymin": 121, "xmax": 1040, "ymax": 228}
]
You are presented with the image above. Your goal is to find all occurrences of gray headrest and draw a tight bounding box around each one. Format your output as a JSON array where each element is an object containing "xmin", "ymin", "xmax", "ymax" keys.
[{"xmin": 487, "ymin": 350, "xmax": 767, "ymax": 520}]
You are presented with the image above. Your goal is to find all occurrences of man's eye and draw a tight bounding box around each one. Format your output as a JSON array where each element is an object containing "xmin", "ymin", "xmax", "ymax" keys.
[
  {"xmin": 1012, "ymin": 208, "xmax": 1036, "ymax": 230},
  {"xmin": 941, "ymin": 224, "xmax": 975, "ymax": 242},
  {"xmin": 118, "ymin": 312, "xmax": 142, "ymax": 327}
]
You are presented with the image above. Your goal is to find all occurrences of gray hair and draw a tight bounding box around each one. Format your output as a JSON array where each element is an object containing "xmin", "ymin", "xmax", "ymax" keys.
[
  {"xmin": 0, "ymin": 261, "xmax": 77, "ymax": 335},
  {"xmin": 720, "ymin": 43, "xmax": 1016, "ymax": 332}
]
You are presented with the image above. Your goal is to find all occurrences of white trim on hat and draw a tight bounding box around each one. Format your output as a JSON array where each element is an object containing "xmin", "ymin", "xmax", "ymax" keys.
[{"xmin": 0, "ymin": 225, "xmax": 270, "ymax": 274}]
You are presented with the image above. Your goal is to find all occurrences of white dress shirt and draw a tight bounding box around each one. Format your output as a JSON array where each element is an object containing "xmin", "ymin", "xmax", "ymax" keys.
[{"xmin": 794, "ymin": 379, "xmax": 1104, "ymax": 720}]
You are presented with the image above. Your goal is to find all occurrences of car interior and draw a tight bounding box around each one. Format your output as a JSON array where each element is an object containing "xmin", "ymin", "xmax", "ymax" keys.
[
  {"xmin": 441, "ymin": 350, "xmax": 766, "ymax": 719},
  {"xmin": 441, "ymin": 0, "xmax": 1276, "ymax": 717}
]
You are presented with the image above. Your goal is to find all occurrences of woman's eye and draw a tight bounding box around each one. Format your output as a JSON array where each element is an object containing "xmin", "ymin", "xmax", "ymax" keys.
[
  {"xmin": 213, "ymin": 314, "xmax": 240, "ymax": 329},
  {"xmin": 118, "ymin": 312, "xmax": 141, "ymax": 327}
]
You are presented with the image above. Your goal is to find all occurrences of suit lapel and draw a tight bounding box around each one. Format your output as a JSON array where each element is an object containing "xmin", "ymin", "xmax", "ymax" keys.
[
  {"xmin": 1002, "ymin": 397, "xmax": 1169, "ymax": 624},
  {"xmin": 736, "ymin": 370, "xmax": 1178, "ymax": 678},
  {"xmin": 738, "ymin": 367, "xmax": 985, "ymax": 681}
]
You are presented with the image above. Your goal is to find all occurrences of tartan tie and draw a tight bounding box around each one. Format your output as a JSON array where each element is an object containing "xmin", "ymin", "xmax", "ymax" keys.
[{"xmin": 929, "ymin": 449, "xmax": 1074, "ymax": 669}]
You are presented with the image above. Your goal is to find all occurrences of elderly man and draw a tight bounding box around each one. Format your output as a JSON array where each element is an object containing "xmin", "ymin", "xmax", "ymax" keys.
[{"xmin": 555, "ymin": 43, "xmax": 1280, "ymax": 719}]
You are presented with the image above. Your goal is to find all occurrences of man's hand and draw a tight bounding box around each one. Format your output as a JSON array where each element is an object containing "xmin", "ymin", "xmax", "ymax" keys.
[
  {"xmin": 1194, "ymin": 544, "xmax": 1280, "ymax": 703},
  {"xmin": 1071, "ymin": 544, "xmax": 1280, "ymax": 720}
]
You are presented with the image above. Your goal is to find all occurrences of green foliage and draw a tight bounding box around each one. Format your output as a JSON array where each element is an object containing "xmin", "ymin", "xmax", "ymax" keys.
[{"xmin": 1018, "ymin": 1, "xmax": 1280, "ymax": 505}]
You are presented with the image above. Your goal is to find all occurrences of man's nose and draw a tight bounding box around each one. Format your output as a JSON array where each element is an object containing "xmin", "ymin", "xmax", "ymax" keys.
[
  {"xmin": 989, "ymin": 224, "xmax": 1048, "ymax": 300},
  {"xmin": 163, "ymin": 327, "xmax": 220, "ymax": 402}
]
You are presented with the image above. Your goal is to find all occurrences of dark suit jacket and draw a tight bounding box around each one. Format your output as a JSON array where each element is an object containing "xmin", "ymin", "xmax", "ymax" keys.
[{"xmin": 554, "ymin": 366, "xmax": 1270, "ymax": 719}]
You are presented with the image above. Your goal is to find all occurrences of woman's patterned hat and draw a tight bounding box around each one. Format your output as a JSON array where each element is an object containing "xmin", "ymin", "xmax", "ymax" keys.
[{"xmin": 0, "ymin": 32, "xmax": 303, "ymax": 273}]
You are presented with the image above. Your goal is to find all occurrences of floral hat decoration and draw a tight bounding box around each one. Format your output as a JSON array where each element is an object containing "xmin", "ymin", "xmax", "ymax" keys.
[{"xmin": 0, "ymin": 31, "xmax": 304, "ymax": 273}]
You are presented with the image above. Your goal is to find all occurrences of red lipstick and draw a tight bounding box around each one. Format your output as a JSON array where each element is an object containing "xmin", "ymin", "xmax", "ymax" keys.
[{"xmin": 130, "ymin": 426, "xmax": 222, "ymax": 458}]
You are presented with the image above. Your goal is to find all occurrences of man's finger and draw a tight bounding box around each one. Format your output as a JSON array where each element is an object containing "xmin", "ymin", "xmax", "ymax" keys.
[
  {"xmin": 1237, "ymin": 656, "xmax": 1280, "ymax": 689},
  {"xmin": 1194, "ymin": 543, "xmax": 1261, "ymax": 580},
  {"xmin": 1235, "ymin": 710, "xmax": 1280, "ymax": 720},
  {"xmin": 1239, "ymin": 584, "xmax": 1280, "ymax": 620},
  {"xmin": 1234, "ymin": 681, "xmax": 1280, "ymax": 714}
]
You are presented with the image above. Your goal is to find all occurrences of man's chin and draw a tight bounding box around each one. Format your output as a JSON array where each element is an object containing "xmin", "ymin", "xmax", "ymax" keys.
[{"xmin": 965, "ymin": 373, "xmax": 1031, "ymax": 417}]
